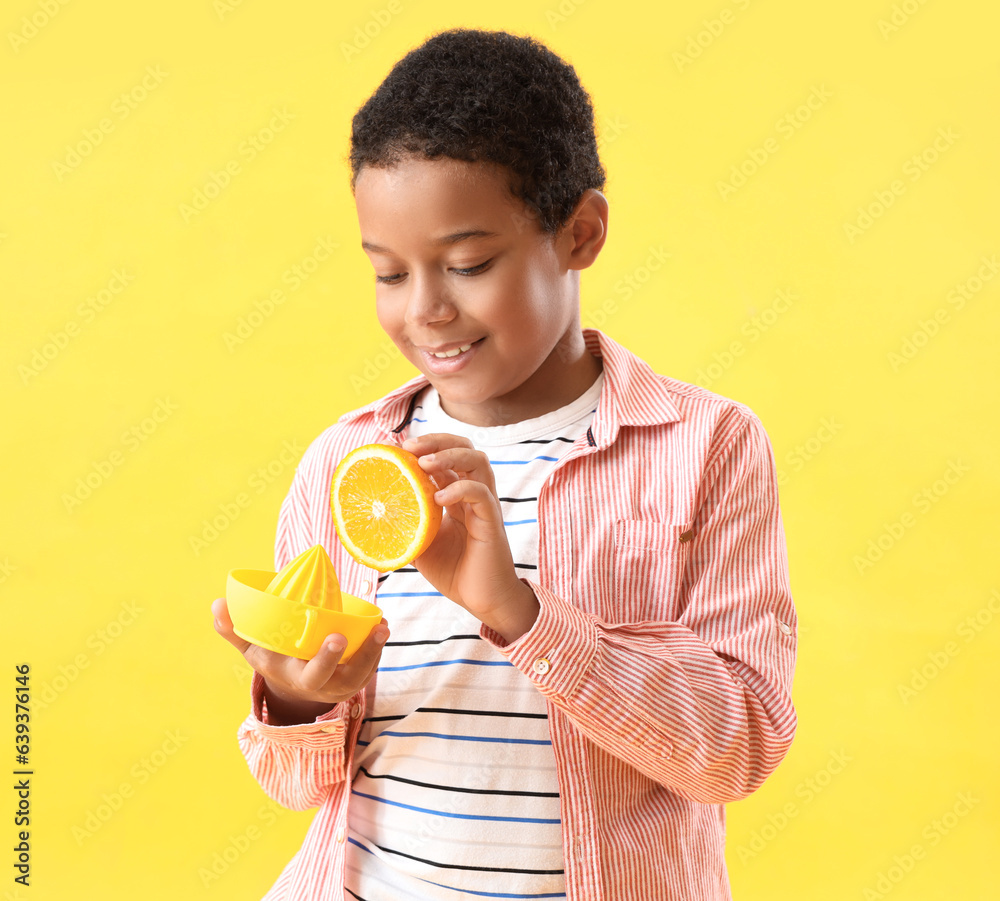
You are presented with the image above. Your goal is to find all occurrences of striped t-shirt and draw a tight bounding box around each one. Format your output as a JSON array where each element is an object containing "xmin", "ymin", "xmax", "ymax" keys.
[{"xmin": 344, "ymin": 372, "xmax": 605, "ymax": 901}]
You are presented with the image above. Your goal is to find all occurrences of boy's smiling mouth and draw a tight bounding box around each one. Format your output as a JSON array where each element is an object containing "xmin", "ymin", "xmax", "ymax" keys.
[
  {"xmin": 429, "ymin": 343, "xmax": 474, "ymax": 359},
  {"xmin": 417, "ymin": 338, "xmax": 485, "ymax": 373}
]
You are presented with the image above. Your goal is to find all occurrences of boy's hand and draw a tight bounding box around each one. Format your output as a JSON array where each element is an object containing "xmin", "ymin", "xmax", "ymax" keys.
[
  {"xmin": 211, "ymin": 597, "xmax": 388, "ymax": 725},
  {"xmin": 402, "ymin": 433, "xmax": 539, "ymax": 643}
]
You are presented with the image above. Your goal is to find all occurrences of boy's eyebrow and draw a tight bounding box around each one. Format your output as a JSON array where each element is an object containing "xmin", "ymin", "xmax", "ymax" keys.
[{"xmin": 361, "ymin": 229, "xmax": 499, "ymax": 254}]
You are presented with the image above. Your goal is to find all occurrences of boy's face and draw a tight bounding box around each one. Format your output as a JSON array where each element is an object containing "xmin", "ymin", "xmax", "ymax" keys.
[{"xmin": 354, "ymin": 155, "xmax": 600, "ymax": 427}]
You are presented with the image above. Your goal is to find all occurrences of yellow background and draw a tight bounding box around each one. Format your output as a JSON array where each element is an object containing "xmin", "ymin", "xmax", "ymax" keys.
[{"xmin": 2, "ymin": 0, "xmax": 997, "ymax": 897}]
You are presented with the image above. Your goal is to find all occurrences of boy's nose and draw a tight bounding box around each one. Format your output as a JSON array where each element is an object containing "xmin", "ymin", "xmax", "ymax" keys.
[{"xmin": 404, "ymin": 280, "xmax": 457, "ymax": 326}]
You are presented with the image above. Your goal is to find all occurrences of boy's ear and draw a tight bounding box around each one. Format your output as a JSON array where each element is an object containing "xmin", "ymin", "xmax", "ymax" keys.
[{"xmin": 562, "ymin": 189, "xmax": 609, "ymax": 271}]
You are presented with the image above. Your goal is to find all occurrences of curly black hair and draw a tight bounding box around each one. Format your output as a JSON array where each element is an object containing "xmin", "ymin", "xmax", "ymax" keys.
[{"xmin": 349, "ymin": 28, "xmax": 606, "ymax": 235}]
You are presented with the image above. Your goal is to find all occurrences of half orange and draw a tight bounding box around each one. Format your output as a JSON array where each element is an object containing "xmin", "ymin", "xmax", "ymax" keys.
[{"xmin": 331, "ymin": 443, "xmax": 442, "ymax": 572}]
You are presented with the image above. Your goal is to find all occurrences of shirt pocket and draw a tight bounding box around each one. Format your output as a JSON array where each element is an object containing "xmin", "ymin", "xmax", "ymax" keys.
[{"xmin": 612, "ymin": 520, "xmax": 694, "ymax": 622}]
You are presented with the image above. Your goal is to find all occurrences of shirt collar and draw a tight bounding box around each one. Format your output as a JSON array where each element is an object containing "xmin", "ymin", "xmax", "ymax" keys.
[{"xmin": 339, "ymin": 328, "xmax": 682, "ymax": 446}]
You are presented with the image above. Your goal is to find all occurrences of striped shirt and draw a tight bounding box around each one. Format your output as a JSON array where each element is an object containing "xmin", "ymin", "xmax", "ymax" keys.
[
  {"xmin": 345, "ymin": 374, "xmax": 604, "ymax": 899},
  {"xmin": 238, "ymin": 328, "xmax": 797, "ymax": 901}
]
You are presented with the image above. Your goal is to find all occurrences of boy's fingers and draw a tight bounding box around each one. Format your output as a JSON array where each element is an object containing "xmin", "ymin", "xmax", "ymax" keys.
[
  {"xmin": 298, "ymin": 621, "xmax": 389, "ymax": 694},
  {"xmin": 402, "ymin": 433, "xmax": 473, "ymax": 455},
  {"xmin": 297, "ymin": 634, "xmax": 349, "ymax": 691},
  {"xmin": 418, "ymin": 447, "xmax": 496, "ymax": 493},
  {"xmin": 326, "ymin": 623, "xmax": 389, "ymax": 691},
  {"xmin": 425, "ymin": 466, "xmax": 459, "ymax": 492},
  {"xmin": 211, "ymin": 597, "xmax": 252, "ymax": 655},
  {"xmin": 433, "ymin": 479, "xmax": 503, "ymax": 529}
]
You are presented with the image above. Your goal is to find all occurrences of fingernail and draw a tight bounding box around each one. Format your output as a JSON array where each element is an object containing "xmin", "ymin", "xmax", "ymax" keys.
[{"xmin": 375, "ymin": 630, "xmax": 388, "ymax": 645}]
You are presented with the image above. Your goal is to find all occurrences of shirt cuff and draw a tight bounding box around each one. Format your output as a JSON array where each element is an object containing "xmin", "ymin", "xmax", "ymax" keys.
[
  {"xmin": 480, "ymin": 578, "xmax": 599, "ymax": 700},
  {"xmin": 247, "ymin": 670, "xmax": 350, "ymax": 740}
]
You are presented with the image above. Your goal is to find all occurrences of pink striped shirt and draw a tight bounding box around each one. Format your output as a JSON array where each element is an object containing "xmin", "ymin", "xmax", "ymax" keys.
[{"xmin": 238, "ymin": 328, "xmax": 797, "ymax": 900}]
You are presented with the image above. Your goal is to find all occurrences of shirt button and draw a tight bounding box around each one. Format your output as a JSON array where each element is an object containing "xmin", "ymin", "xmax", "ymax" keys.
[
  {"xmin": 777, "ymin": 618, "xmax": 793, "ymax": 636},
  {"xmin": 360, "ymin": 580, "xmax": 372, "ymax": 594},
  {"xmin": 335, "ymin": 827, "xmax": 345, "ymax": 843},
  {"xmin": 350, "ymin": 703, "xmax": 362, "ymax": 719},
  {"xmin": 533, "ymin": 657, "xmax": 551, "ymax": 675},
  {"xmin": 320, "ymin": 725, "xmax": 339, "ymax": 734}
]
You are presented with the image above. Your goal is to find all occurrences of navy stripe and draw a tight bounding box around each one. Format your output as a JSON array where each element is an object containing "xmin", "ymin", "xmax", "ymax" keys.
[
  {"xmin": 385, "ymin": 633, "xmax": 481, "ymax": 648},
  {"xmin": 417, "ymin": 706, "xmax": 549, "ymax": 719},
  {"xmin": 490, "ymin": 456, "xmax": 559, "ymax": 465},
  {"xmin": 377, "ymin": 591, "xmax": 444, "ymax": 597},
  {"xmin": 365, "ymin": 706, "xmax": 549, "ymax": 722},
  {"xmin": 356, "ymin": 765, "xmax": 558, "ymax": 797}
]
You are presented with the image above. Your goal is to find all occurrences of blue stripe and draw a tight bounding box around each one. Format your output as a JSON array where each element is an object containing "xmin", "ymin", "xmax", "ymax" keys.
[
  {"xmin": 379, "ymin": 659, "xmax": 511, "ymax": 672},
  {"xmin": 503, "ymin": 518, "xmax": 538, "ymax": 526},
  {"xmin": 490, "ymin": 456, "xmax": 560, "ymax": 465},
  {"xmin": 351, "ymin": 791, "xmax": 560, "ymax": 824},
  {"xmin": 429, "ymin": 883, "xmax": 566, "ymax": 900},
  {"xmin": 377, "ymin": 729, "xmax": 551, "ymax": 745},
  {"xmin": 347, "ymin": 840, "xmax": 566, "ymax": 898},
  {"xmin": 377, "ymin": 591, "xmax": 444, "ymax": 597}
]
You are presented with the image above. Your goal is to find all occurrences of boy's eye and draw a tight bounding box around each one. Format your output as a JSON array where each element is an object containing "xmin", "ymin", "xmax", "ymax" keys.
[
  {"xmin": 451, "ymin": 259, "xmax": 492, "ymax": 277},
  {"xmin": 374, "ymin": 259, "xmax": 493, "ymax": 285}
]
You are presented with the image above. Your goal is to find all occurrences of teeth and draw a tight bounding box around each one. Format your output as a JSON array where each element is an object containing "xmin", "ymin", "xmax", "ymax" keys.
[{"xmin": 431, "ymin": 343, "xmax": 472, "ymax": 359}]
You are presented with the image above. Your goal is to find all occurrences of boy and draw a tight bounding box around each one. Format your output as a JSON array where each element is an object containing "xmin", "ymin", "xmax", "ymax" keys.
[{"xmin": 213, "ymin": 27, "xmax": 797, "ymax": 900}]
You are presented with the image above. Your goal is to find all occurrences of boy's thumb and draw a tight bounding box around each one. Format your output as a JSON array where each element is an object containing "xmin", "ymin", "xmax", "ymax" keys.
[{"xmin": 211, "ymin": 597, "xmax": 250, "ymax": 654}]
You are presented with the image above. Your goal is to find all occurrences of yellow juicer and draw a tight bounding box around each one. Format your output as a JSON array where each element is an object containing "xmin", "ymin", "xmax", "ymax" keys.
[{"xmin": 226, "ymin": 544, "xmax": 381, "ymax": 661}]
